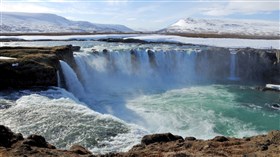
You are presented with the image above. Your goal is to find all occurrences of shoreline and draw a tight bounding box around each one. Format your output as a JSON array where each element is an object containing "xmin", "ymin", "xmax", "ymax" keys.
[
  {"xmin": 1, "ymin": 125, "xmax": 279, "ymax": 157},
  {"xmin": 1, "ymin": 32, "xmax": 279, "ymax": 40}
]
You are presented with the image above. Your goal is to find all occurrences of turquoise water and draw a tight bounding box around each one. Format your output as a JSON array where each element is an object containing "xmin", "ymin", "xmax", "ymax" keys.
[{"xmin": 126, "ymin": 84, "xmax": 280, "ymax": 139}]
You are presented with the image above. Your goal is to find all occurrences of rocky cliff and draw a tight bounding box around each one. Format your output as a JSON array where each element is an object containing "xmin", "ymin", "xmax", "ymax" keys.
[
  {"xmin": 195, "ymin": 47, "xmax": 280, "ymax": 84},
  {"xmin": 0, "ymin": 45, "xmax": 78, "ymax": 89}
]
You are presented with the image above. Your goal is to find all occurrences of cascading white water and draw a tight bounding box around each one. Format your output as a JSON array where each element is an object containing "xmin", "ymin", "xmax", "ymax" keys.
[
  {"xmin": 56, "ymin": 70, "xmax": 62, "ymax": 87},
  {"xmin": 74, "ymin": 49, "xmax": 198, "ymax": 90},
  {"xmin": 59, "ymin": 60, "xmax": 85, "ymax": 99},
  {"xmin": 71, "ymin": 49, "xmax": 198, "ymax": 121},
  {"xmin": 228, "ymin": 49, "xmax": 240, "ymax": 81}
]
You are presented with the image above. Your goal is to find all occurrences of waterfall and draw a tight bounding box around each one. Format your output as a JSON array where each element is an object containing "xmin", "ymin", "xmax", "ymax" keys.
[
  {"xmin": 59, "ymin": 60, "xmax": 85, "ymax": 98},
  {"xmin": 56, "ymin": 70, "xmax": 62, "ymax": 87},
  {"xmin": 228, "ymin": 49, "xmax": 240, "ymax": 81},
  {"xmin": 62, "ymin": 49, "xmax": 199, "ymax": 114},
  {"xmin": 74, "ymin": 49, "xmax": 198, "ymax": 94}
]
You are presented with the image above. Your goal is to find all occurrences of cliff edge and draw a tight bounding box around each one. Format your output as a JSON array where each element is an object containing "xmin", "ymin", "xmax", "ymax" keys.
[{"xmin": 0, "ymin": 45, "xmax": 78, "ymax": 89}]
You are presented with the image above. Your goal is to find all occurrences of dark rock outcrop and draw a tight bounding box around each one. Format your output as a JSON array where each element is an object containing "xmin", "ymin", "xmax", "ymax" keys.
[
  {"xmin": 0, "ymin": 125, "xmax": 23, "ymax": 148},
  {"xmin": 212, "ymin": 136, "xmax": 229, "ymax": 142},
  {"xmin": 195, "ymin": 47, "xmax": 280, "ymax": 84},
  {"xmin": 141, "ymin": 133, "xmax": 184, "ymax": 145},
  {"xmin": 0, "ymin": 125, "xmax": 94, "ymax": 157},
  {"xmin": 0, "ymin": 45, "xmax": 76, "ymax": 89},
  {"xmin": 237, "ymin": 48, "xmax": 280, "ymax": 84}
]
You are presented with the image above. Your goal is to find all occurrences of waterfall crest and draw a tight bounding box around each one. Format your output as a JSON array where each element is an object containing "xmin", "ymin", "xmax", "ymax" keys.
[{"xmin": 74, "ymin": 49, "xmax": 198, "ymax": 94}]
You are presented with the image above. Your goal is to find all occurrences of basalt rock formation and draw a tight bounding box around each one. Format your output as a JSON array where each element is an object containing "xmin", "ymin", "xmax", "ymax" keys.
[
  {"xmin": 0, "ymin": 45, "xmax": 79, "ymax": 89},
  {"xmin": 195, "ymin": 47, "xmax": 280, "ymax": 83}
]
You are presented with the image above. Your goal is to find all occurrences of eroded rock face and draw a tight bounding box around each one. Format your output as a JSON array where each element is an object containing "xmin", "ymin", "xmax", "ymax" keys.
[
  {"xmin": 0, "ymin": 45, "xmax": 76, "ymax": 89},
  {"xmin": 195, "ymin": 47, "xmax": 280, "ymax": 84},
  {"xmin": 0, "ymin": 125, "xmax": 94, "ymax": 157},
  {"xmin": 237, "ymin": 48, "xmax": 280, "ymax": 83}
]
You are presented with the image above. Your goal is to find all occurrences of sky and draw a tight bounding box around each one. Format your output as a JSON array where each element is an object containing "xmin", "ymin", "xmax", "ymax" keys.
[{"xmin": 1, "ymin": 0, "xmax": 279, "ymax": 31}]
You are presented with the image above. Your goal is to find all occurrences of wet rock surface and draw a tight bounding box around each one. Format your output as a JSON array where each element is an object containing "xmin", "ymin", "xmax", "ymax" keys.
[
  {"xmin": 195, "ymin": 47, "xmax": 280, "ymax": 84},
  {"xmin": 0, "ymin": 45, "xmax": 76, "ymax": 89}
]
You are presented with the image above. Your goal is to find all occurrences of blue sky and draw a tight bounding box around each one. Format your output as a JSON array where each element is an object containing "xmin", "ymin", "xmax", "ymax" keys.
[{"xmin": 2, "ymin": 0, "xmax": 279, "ymax": 31}]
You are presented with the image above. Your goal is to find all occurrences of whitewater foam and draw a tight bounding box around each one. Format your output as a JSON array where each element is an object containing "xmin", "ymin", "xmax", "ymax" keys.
[{"xmin": 0, "ymin": 88, "xmax": 146, "ymax": 154}]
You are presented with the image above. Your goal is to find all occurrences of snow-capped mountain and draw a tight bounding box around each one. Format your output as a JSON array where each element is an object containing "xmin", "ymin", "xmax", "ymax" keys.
[
  {"xmin": 159, "ymin": 18, "xmax": 279, "ymax": 37},
  {"xmin": 1, "ymin": 12, "xmax": 134, "ymax": 33}
]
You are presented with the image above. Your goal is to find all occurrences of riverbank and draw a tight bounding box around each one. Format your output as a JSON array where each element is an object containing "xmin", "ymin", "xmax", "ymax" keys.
[{"xmin": 1, "ymin": 125, "xmax": 279, "ymax": 157}]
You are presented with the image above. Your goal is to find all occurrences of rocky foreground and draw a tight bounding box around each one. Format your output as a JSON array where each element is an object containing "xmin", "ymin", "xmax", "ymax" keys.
[{"xmin": 1, "ymin": 125, "xmax": 280, "ymax": 157}]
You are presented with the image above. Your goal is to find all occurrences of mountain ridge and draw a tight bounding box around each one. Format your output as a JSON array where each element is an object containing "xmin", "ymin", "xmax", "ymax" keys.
[
  {"xmin": 159, "ymin": 17, "xmax": 279, "ymax": 38},
  {"xmin": 1, "ymin": 12, "xmax": 134, "ymax": 33}
]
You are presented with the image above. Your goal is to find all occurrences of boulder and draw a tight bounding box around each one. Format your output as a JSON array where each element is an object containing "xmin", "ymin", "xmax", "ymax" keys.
[
  {"xmin": 212, "ymin": 136, "xmax": 229, "ymax": 142},
  {"xmin": 0, "ymin": 125, "xmax": 23, "ymax": 147},
  {"xmin": 141, "ymin": 133, "xmax": 183, "ymax": 145},
  {"xmin": 70, "ymin": 145, "xmax": 92, "ymax": 155},
  {"xmin": 25, "ymin": 134, "xmax": 55, "ymax": 149},
  {"xmin": 184, "ymin": 137, "xmax": 196, "ymax": 141},
  {"xmin": 71, "ymin": 46, "xmax": 81, "ymax": 52}
]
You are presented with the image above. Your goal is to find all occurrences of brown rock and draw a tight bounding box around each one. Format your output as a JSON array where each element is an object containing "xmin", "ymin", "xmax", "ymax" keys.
[
  {"xmin": 212, "ymin": 136, "xmax": 229, "ymax": 142},
  {"xmin": 184, "ymin": 137, "xmax": 196, "ymax": 141},
  {"xmin": 141, "ymin": 133, "xmax": 184, "ymax": 145},
  {"xmin": 70, "ymin": 145, "xmax": 92, "ymax": 155},
  {"xmin": 25, "ymin": 135, "xmax": 49, "ymax": 148}
]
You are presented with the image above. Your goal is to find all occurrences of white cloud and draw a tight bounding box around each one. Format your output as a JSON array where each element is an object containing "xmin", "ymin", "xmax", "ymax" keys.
[
  {"xmin": 2, "ymin": 3, "xmax": 60, "ymax": 13},
  {"xmin": 106, "ymin": 0, "xmax": 129, "ymax": 6},
  {"xmin": 202, "ymin": 0, "xmax": 279, "ymax": 16},
  {"xmin": 126, "ymin": 17, "xmax": 136, "ymax": 21}
]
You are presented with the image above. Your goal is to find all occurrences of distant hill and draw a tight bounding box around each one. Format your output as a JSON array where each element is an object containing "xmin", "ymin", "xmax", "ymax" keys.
[
  {"xmin": 1, "ymin": 12, "xmax": 134, "ymax": 33},
  {"xmin": 159, "ymin": 18, "xmax": 279, "ymax": 38}
]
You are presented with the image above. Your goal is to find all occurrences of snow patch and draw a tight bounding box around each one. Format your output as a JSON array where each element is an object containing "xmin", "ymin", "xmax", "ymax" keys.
[
  {"xmin": 126, "ymin": 35, "xmax": 280, "ymax": 49},
  {"xmin": 0, "ymin": 56, "xmax": 17, "ymax": 60}
]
